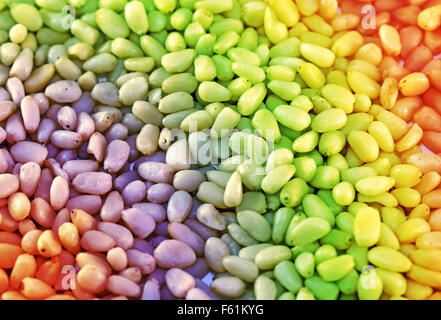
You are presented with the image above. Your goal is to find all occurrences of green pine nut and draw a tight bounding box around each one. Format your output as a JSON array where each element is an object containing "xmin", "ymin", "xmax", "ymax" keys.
[
  {"xmin": 269, "ymin": 37, "xmax": 301, "ymax": 58},
  {"xmin": 161, "ymin": 49, "xmax": 195, "ymax": 73},
  {"xmin": 71, "ymin": 20, "xmax": 99, "ymax": 45},
  {"xmin": 111, "ymin": 38, "xmax": 143, "ymax": 58},
  {"xmin": 231, "ymin": 61, "xmax": 265, "ymax": 84},
  {"xmin": 227, "ymin": 47, "xmax": 260, "ymax": 66},
  {"xmin": 311, "ymin": 108, "xmax": 347, "ymax": 133},
  {"xmin": 237, "ymin": 27, "xmax": 258, "ymax": 51},
  {"xmin": 300, "ymin": 31, "xmax": 333, "ymax": 48},
  {"xmin": 162, "ymin": 73, "xmax": 198, "ymax": 94},
  {"xmin": 261, "ymin": 165, "xmax": 296, "ymax": 195},
  {"xmin": 236, "ymin": 192, "xmax": 267, "ymax": 214},
  {"xmin": 223, "ymin": 256, "xmax": 259, "ymax": 283},
  {"xmin": 83, "ymin": 53, "xmax": 117, "ymax": 73},
  {"xmin": 237, "ymin": 210, "xmax": 271, "ymax": 242},
  {"xmin": 140, "ymin": 35, "xmax": 167, "ymax": 66},
  {"xmin": 197, "ymin": 82, "xmax": 231, "ymax": 103},
  {"xmin": 318, "ymin": 131, "xmax": 346, "ymax": 156},
  {"xmin": 238, "ymin": 244, "xmax": 272, "ymax": 261},
  {"xmin": 303, "ymin": 194, "xmax": 335, "ymax": 226},
  {"xmin": 295, "ymin": 252, "xmax": 315, "ymax": 279},
  {"xmin": 266, "ymin": 65, "xmax": 296, "ymax": 82},
  {"xmin": 315, "ymin": 244, "xmax": 337, "ymax": 265},
  {"xmin": 237, "ymin": 83, "xmax": 266, "ymax": 116},
  {"xmin": 255, "ymin": 245, "xmax": 292, "ymax": 270},
  {"xmin": 310, "ymin": 165, "xmax": 340, "ymax": 190},
  {"xmin": 251, "ymin": 109, "xmax": 281, "ymax": 143},
  {"xmin": 195, "ymin": 33, "xmax": 216, "ymax": 55},
  {"xmin": 124, "ymin": 1, "xmax": 149, "ymax": 34},
  {"xmin": 96, "ymin": 8, "xmax": 130, "ymax": 39},
  {"xmin": 289, "ymin": 217, "xmax": 331, "ymax": 247},
  {"xmin": 237, "ymin": 160, "xmax": 264, "ymax": 191},
  {"xmin": 123, "ymin": 57, "xmax": 155, "ymax": 73},
  {"xmin": 305, "ymin": 276, "xmax": 339, "ymax": 300},
  {"xmin": 292, "ymin": 157, "xmax": 316, "ymax": 182},
  {"xmin": 254, "ymin": 275, "xmax": 277, "ymax": 300},
  {"xmin": 194, "ymin": 55, "xmax": 216, "ymax": 81},
  {"xmin": 210, "ymin": 106, "xmax": 240, "ymax": 138},
  {"xmin": 292, "ymin": 131, "xmax": 319, "ymax": 153},
  {"xmin": 298, "ymin": 62, "xmax": 325, "ymax": 89},
  {"xmin": 280, "ymin": 178, "xmax": 310, "ymax": 208},
  {"xmin": 273, "ymin": 105, "xmax": 310, "ymax": 131},
  {"xmin": 228, "ymin": 77, "xmax": 252, "ymax": 100},
  {"xmin": 158, "ymin": 92, "xmax": 194, "ymax": 113},
  {"xmin": 321, "ymin": 229, "xmax": 354, "ymax": 250},
  {"xmin": 11, "ymin": 4, "xmax": 43, "ymax": 32},
  {"xmin": 170, "ymin": 7, "xmax": 192, "ymax": 30},
  {"xmin": 228, "ymin": 223, "xmax": 258, "ymax": 246},
  {"xmin": 274, "ymin": 260, "xmax": 303, "ymax": 294},
  {"xmin": 212, "ymin": 54, "xmax": 234, "ymax": 81},
  {"xmin": 272, "ymin": 207, "xmax": 295, "ymax": 244},
  {"xmin": 300, "ymin": 42, "xmax": 335, "ymax": 68},
  {"xmin": 197, "ymin": 181, "xmax": 227, "ymax": 209},
  {"xmin": 206, "ymin": 170, "xmax": 232, "ymax": 189}
]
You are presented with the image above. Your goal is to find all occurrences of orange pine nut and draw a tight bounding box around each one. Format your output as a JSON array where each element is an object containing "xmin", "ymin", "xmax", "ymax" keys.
[
  {"xmin": 396, "ymin": 123, "xmax": 424, "ymax": 152},
  {"xmin": 18, "ymin": 219, "xmax": 37, "ymax": 236},
  {"xmin": 37, "ymin": 230, "xmax": 62, "ymax": 258},
  {"xmin": 421, "ymin": 58, "xmax": 441, "ymax": 74},
  {"xmin": 405, "ymin": 279, "xmax": 433, "ymax": 300},
  {"xmin": 416, "ymin": 232, "xmax": 441, "ymax": 249},
  {"xmin": 422, "ymin": 131, "xmax": 441, "ymax": 153},
  {"xmin": 422, "ymin": 189, "xmax": 441, "ymax": 208},
  {"xmin": 379, "ymin": 24, "xmax": 402, "ymax": 57},
  {"xmin": 423, "ymin": 88, "xmax": 441, "ymax": 115},
  {"xmin": 0, "ymin": 243, "xmax": 23, "ymax": 269},
  {"xmin": 414, "ymin": 171, "xmax": 441, "ymax": 196},
  {"xmin": 1, "ymin": 290, "xmax": 28, "ymax": 300},
  {"xmin": 424, "ymin": 29, "xmax": 441, "ymax": 55},
  {"xmin": 407, "ymin": 265, "xmax": 441, "ymax": 289},
  {"xmin": 20, "ymin": 277, "xmax": 56, "ymax": 299},
  {"xmin": 382, "ymin": 66, "xmax": 410, "ymax": 81},
  {"xmin": 399, "ymin": 72, "xmax": 430, "ymax": 96},
  {"xmin": 413, "ymin": 106, "xmax": 441, "ymax": 132},
  {"xmin": 10, "ymin": 253, "xmax": 37, "ymax": 289},
  {"xmin": 58, "ymin": 222, "xmax": 81, "ymax": 255},
  {"xmin": 376, "ymin": 0, "xmax": 406, "ymax": 11},
  {"xmin": 21, "ymin": 229, "xmax": 42, "ymax": 255},
  {"xmin": 429, "ymin": 209, "xmax": 441, "ymax": 231},
  {"xmin": 58, "ymin": 250, "xmax": 75, "ymax": 267},
  {"xmin": 392, "ymin": 5, "xmax": 421, "ymax": 26},
  {"xmin": 428, "ymin": 69, "xmax": 441, "ymax": 91},
  {"xmin": 391, "ymin": 97, "xmax": 423, "ymax": 122},
  {"xmin": 409, "ymin": 204, "xmax": 431, "ymax": 220},
  {"xmin": 378, "ymin": 56, "xmax": 399, "ymax": 74},
  {"xmin": 70, "ymin": 209, "xmax": 97, "ymax": 235},
  {"xmin": 0, "ymin": 208, "xmax": 19, "ymax": 232},
  {"xmin": 71, "ymin": 285, "xmax": 96, "ymax": 300},
  {"xmin": 429, "ymin": 292, "xmax": 441, "ymax": 300},
  {"xmin": 0, "ymin": 231, "xmax": 21, "ymax": 246},
  {"xmin": 77, "ymin": 264, "xmax": 107, "ymax": 294},
  {"xmin": 36, "ymin": 257, "xmax": 61, "ymax": 286},
  {"xmin": 405, "ymin": 46, "xmax": 433, "ymax": 72},
  {"xmin": 400, "ymin": 26, "xmax": 424, "ymax": 58},
  {"xmin": 0, "ymin": 269, "xmax": 8, "ymax": 294},
  {"xmin": 76, "ymin": 252, "xmax": 112, "ymax": 277},
  {"xmin": 8, "ymin": 192, "xmax": 31, "ymax": 221},
  {"xmin": 418, "ymin": 5, "xmax": 441, "ymax": 31},
  {"xmin": 45, "ymin": 294, "xmax": 76, "ymax": 300},
  {"xmin": 30, "ymin": 198, "xmax": 56, "ymax": 228}
]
